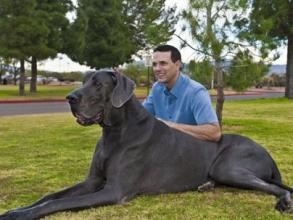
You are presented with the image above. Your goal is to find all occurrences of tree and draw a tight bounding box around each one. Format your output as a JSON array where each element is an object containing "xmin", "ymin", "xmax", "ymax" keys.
[
  {"xmin": 0, "ymin": 57, "xmax": 5, "ymax": 84},
  {"xmin": 181, "ymin": 0, "xmax": 250, "ymax": 127},
  {"xmin": 189, "ymin": 59, "xmax": 214, "ymax": 89},
  {"xmin": 65, "ymin": 0, "xmax": 176, "ymax": 69},
  {"xmin": 28, "ymin": 0, "xmax": 73, "ymax": 92},
  {"xmin": 122, "ymin": 0, "xmax": 177, "ymax": 49},
  {"xmin": 237, "ymin": 0, "xmax": 293, "ymax": 98},
  {"xmin": 0, "ymin": 0, "xmax": 37, "ymax": 95},
  {"xmin": 226, "ymin": 51, "xmax": 268, "ymax": 92},
  {"xmin": 0, "ymin": 0, "xmax": 72, "ymax": 94},
  {"xmin": 123, "ymin": 63, "xmax": 144, "ymax": 85}
]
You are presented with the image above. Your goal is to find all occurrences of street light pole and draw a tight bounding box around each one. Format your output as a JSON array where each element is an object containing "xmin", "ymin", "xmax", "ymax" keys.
[
  {"xmin": 144, "ymin": 52, "xmax": 152, "ymax": 96},
  {"xmin": 147, "ymin": 66, "xmax": 150, "ymax": 95}
]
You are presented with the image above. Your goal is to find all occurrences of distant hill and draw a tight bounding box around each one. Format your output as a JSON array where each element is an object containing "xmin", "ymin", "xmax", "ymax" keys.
[{"xmin": 268, "ymin": 64, "xmax": 286, "ymax": 75}]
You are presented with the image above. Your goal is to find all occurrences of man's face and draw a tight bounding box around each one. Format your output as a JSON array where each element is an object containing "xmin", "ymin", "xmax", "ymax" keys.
[{"xmin": 152, "ymin": 51, "xmax": 181, "ymax": 89}]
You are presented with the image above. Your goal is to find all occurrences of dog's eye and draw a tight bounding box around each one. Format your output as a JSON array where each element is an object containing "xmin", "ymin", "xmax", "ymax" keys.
[
  {"xmin": 92, "ymin": 77, "xmax": 102, "ymax": 89},
  {"xmin": 90, "ymin": 97, "xmax": 99, "ymax": 104},
  {"xmin": 96, "ymin": 82, "xmax": 102, "ymax": 89}
]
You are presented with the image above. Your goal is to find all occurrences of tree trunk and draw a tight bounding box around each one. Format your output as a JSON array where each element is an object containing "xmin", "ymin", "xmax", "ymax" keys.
[
  {"xmin": 13, "ymin": 69, "xmax": 17, "ymax": 85},
  {"xmin": 285, "ymin": 36, "xmax": 293, "ymax": 98},
  {"xmin": 215, "ymin": 61, "xmax": 224, "ymax": 129},
  {"xmin": 19, "ymin": 59, "xmax": 25, "ymax": 96},
  {"xmin": 30, "ymin": 56, "xmax": 37, "ymax": 92}
]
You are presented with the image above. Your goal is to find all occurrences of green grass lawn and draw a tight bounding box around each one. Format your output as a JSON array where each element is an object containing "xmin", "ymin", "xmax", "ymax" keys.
[
  {"xmin": 0, "ymin": 98, "xmax": 293, "ymax": 219},
  {"xmin": 0, "ymin": 85, "xmax": 79, "ymax": 101},
  {"xmin": 0, "ymin": 85, "xmax": 148, "ymax": 101}
]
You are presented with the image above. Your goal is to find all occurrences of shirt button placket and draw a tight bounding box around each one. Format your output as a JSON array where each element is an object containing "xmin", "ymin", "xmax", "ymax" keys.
[{"xmin": 168, "ymin": 96, "xmax": 174, "ymax": 120}]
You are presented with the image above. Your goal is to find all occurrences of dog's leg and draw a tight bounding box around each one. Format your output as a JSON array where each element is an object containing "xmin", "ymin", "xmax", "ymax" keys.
[
  {"xmin": 210, "ymin": 168, "xmax": 292, "ymax": 213},
  {"xmin": 0, "ymin": 185, "xmax": 130, "ymax": 220},
  {"xmin": 2, "ymin": 177, "xmax": 104, "ymax": 215}
]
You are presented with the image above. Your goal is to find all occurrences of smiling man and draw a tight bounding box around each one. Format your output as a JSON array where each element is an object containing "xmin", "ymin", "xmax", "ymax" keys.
[{"xmin": 143, "ymin": 44, "xmax": 221, "ymax": 142}]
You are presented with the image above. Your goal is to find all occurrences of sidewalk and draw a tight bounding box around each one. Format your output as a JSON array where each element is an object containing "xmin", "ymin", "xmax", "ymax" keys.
[{"xmin": 223, "ymin": 87, "xmax": 285, "ymax": 96}]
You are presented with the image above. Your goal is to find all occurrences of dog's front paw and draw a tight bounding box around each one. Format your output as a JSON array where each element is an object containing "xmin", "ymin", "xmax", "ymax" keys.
[
  {"xmin": 0, "ymin": 213, "xmax": 8, "ymax": 220},
  {"xmin": 0, "ymin": 210, "xmax": 32, "ymax": 220},
  {"xmin": 0, "ymin": 212, "xmax": 14, "ymax": 220},
  {"xmin": 0, "ymin": 211, "xmax": 12, "ymax": 220}
]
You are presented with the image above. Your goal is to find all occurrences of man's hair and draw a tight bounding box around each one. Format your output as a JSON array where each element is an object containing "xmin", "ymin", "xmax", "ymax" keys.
[{"xmin": 154, "ymin": 45, "xmax": 181, "ymax": 63}]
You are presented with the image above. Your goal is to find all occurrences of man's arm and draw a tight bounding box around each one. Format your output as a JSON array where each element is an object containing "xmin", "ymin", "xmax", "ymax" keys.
[{"xmin": 160, "ymin": 120, "xmax": 221, "ymax": 142}]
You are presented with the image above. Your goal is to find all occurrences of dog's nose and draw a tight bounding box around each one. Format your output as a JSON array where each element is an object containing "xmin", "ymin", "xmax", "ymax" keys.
[{"xmin": 66, "ymin": 93, "xmax": 79, "ymax": 104}]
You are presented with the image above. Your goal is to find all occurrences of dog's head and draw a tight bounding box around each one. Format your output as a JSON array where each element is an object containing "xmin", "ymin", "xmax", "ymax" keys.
[{"xmin": 66, "ymin": 70, "xmax": 135, "ymax": 126}]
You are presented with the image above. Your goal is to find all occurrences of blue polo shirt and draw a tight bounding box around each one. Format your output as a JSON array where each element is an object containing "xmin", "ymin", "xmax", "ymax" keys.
[{"xmin": 142, "ymin": 74, "xmax": 218, "ymax": 125}]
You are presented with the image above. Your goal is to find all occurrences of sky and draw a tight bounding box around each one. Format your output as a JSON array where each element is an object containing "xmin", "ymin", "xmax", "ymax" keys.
[{"xmin": 38, "ymin": 0, "xmax": 287, "ymax": 72}]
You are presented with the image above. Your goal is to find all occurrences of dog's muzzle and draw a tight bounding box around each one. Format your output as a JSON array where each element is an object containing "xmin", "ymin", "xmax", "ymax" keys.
[
  {"xmin": 73, "ymin": 111, "xmax": 104, "ymax": 126},
  {"xmin": 66, "ymin": 93, "xmax": 105, "ymax": 126}
]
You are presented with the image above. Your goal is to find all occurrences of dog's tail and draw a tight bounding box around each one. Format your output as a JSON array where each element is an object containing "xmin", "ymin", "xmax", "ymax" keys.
[{"xmin": 267, "ymin": 179, "xmax": 293, "ymax": 193}]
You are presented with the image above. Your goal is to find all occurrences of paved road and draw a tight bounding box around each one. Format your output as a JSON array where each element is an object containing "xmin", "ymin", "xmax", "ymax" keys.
[
  {"xmin": 0, "ymin": 101, "xmax": 71, "ymax": 116},
  {"xmin": 0, "ymin": 92, "xmax": 285, "ymax": 117}
]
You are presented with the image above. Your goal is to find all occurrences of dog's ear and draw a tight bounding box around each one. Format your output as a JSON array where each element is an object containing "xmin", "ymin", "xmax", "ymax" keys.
[{"xmin": 111, "ymin": 71, "xmax": 135, "ymax": 108}]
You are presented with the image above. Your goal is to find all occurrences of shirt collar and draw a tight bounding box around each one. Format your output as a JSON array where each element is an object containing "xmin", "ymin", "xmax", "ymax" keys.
[{"xmin": 163, "ymin": 73, "xmax": 186, "ymax": 98}]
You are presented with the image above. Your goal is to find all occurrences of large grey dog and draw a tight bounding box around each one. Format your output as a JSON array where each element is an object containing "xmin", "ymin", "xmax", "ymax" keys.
[{"xmin": 1, "ymin": 70, "xmax": 292, "ymax": 220}]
